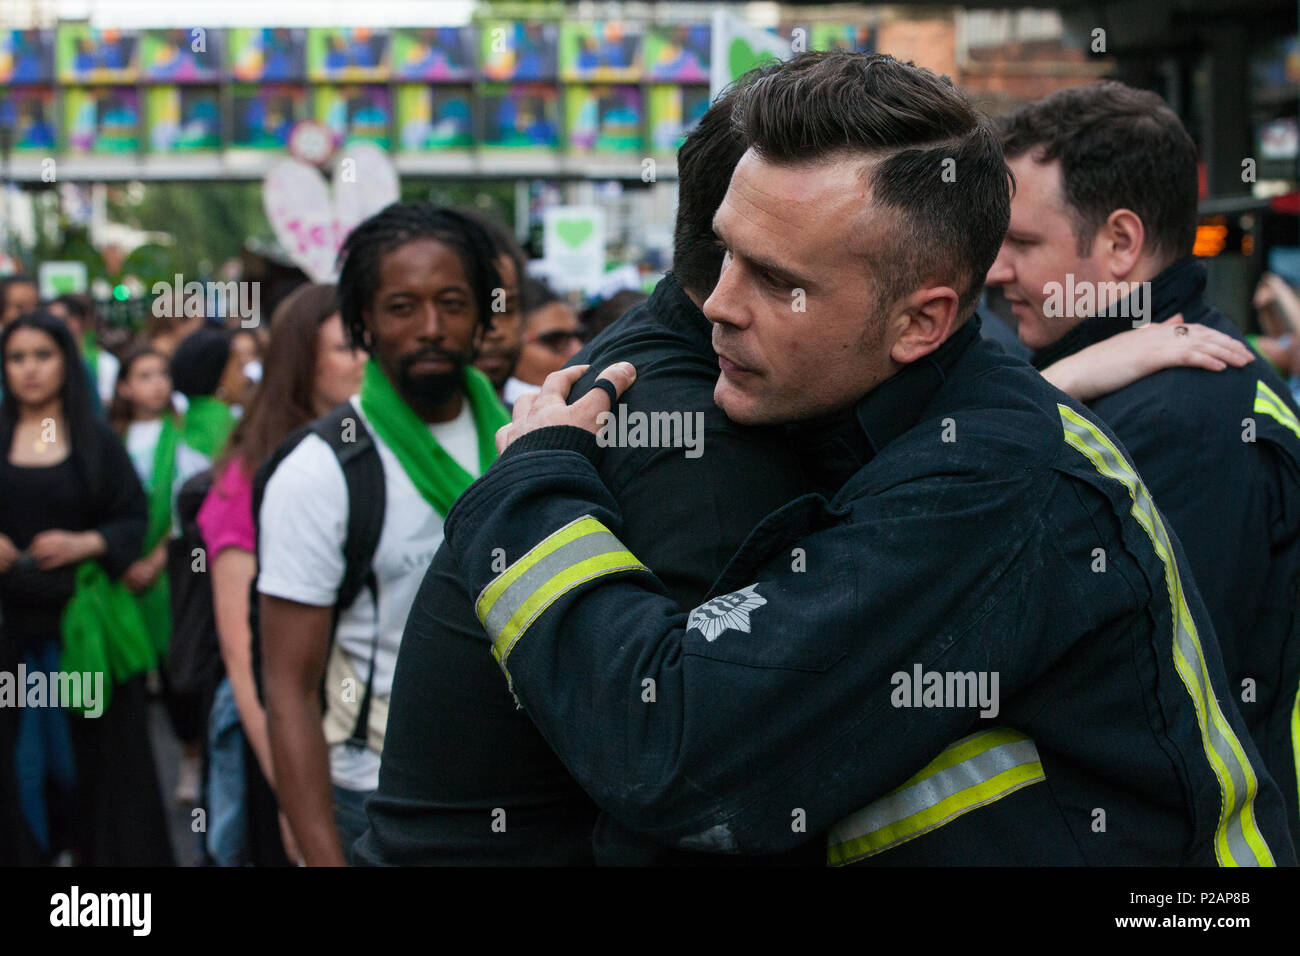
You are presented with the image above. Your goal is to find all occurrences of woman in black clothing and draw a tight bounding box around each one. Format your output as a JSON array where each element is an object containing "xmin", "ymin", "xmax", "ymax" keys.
[{"xmin": 0, "ymin": 312, "xmax": 174, "ymax": 865}]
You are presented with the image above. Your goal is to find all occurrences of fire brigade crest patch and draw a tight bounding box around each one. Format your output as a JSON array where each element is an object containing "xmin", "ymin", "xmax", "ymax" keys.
[{"xmin": 686, "ymin": 584, "xmax": 766, "ymax": 642}]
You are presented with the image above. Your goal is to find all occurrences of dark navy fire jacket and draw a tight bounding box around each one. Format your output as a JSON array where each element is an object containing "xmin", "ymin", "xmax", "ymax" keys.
[
  {"xmin": 440, "ymin": 316, "xmax": 1295, "ymax": 865},
  {"xmin": 1034, "ymin": 257, "xmax": 1300, "ymax": 853}
]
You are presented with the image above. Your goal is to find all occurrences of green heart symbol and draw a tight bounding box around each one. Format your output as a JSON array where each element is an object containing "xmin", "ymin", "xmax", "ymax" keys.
[
  {"xmin": 556, "ymin": 218, "xmax": 594, "ymax": 249},
  {"xmin": 728, "ymin": 37, "xmax": 779, "ymax": 80}
]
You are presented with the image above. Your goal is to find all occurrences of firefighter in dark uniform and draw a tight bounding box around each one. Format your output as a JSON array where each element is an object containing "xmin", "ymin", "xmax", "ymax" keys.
[
  {"xmin": 438, "ymin": 55, "xmax": 1295, "ymax": 866},
  {"xmin": 989, "ymin": 82, "xmax": 1300, "ymax": 853},
  {"xmin": 444, "ymin": 316, "xmax": 1295, "ymax": 865},
  {"xmin": 355, "ymin": 55, "xmax": 1262, "ymax": 868}
]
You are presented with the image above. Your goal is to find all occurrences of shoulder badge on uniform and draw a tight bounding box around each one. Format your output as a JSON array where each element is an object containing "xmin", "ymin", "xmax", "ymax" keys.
[{"xmin": 687, "ymin": 584, "xmax": 766, "ymax": 642}]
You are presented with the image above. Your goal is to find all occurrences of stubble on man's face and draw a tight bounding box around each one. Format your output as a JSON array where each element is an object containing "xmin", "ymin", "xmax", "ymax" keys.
[{"xmin": 704, "ymin": 151, "xmax": 903, "ymax": 427}]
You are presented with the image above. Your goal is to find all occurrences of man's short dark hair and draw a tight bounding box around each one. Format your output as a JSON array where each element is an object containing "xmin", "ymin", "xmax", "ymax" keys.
[
  {"xmin": 731, "ymin": 51, "xmax": 1010, "ymax": 320},
  {"xmin": 455, "ymin": 206, "xmax": 530, "ymax": 317},
  {"xmin": 522, "ymin": 277, "xmax": 563, "ymax": 321},
  {"xmin": 581, "ymin": 288, "xmax": 648, "ymax": 341},
  {"xmin": 672, "ymin": 60, "xmax": 784, "ymax": 300},
  {"xmin": 999, "ymin": 81, "xmax": 1198, "ymax": 264},
  {"xmin": 336, "ymin": 202, "xmax": 503, "ymax": 352}
]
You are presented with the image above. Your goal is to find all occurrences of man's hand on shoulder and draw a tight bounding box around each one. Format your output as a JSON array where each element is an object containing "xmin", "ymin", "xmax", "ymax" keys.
[{"xmin": 495, "ymin": 362, "xmax": 637, "ymax": 454}]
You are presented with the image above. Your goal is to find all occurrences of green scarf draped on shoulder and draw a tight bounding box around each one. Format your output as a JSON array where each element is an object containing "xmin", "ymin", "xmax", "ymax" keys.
[
  {"xmin": 358, "ymin": 359, "xmax": 509, "ymax": 517},
  {"xmin": 134, "ymin": 416, "xmax": 179, "ymax": 659},
  {"xmin": 182, "ymin": 395, "xmax": 234, "ymax": 459}
]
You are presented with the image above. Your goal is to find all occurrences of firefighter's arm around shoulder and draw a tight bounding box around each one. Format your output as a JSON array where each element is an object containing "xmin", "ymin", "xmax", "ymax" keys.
[{"xmin": 443, "ymin": 368, "xmax": 1056, "ymax": 854}]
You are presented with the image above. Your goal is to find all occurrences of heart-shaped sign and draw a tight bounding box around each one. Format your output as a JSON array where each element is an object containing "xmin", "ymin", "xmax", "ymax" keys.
[
  {"xmin": 556, "ymin": 218, "xmax": 594, "ymax": 249},
  {"xmin": 263, "ymin": 141, "xmax": 400, "ymax": 283},
  {"xmin": 728, "ymin": 37, "xmax": 778, "ymax": 82}
]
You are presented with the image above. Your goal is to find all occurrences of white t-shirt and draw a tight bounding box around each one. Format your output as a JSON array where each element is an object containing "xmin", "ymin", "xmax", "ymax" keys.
[{"xmin": 256, "ymin": 395, "xmax": 480, "ymax": 792}]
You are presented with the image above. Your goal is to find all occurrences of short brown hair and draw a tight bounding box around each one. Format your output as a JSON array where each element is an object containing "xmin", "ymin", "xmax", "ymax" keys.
[
  {"xmin": 999, "ymin": 81, "xmax": 1198, "ymax": 263},
  {"xmin": 731, "ymin": 51, "xmax": 1010, "ymax": 319}
]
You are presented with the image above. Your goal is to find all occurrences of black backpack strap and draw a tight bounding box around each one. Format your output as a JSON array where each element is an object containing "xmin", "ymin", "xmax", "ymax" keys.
[
  {"xmin": 308, "ymin": 402, "xmax": 386, "ymax": 750},
  {"xmin": 250, "ymin": 401, "xmax": 386, "ymax": 745}
]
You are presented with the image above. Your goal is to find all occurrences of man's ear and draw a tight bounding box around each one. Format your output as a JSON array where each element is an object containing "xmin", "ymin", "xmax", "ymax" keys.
[
  {"xmin": 1098, "ymin": 208, "xmax": 1146, "ymax": 280},
  {"xmin": 890, "ymin": 285, "xmax": 960, "ymax": 365}
]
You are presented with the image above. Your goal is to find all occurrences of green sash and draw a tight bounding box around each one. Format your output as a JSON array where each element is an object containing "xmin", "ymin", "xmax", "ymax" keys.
[
  {"xmin": 136, "ymin": 417, "xmax": 179, "ymax": 659},
  {"xmin": 60, "ymin": 562, "xmax": 158, "ymax": 715},
  {"xmin": 358, "ymin": 358, "xmax": 509, "ymax": 516},
  {"xmin": 182, "ymin": 395, "xmax": 235, "ymax": 459}
]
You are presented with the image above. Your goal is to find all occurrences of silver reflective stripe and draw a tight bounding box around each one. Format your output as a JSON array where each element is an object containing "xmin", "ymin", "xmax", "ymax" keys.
[
  {"xmin": 827, "ymin": 729, "xmax": 1044, "ymax": 865},
  {"xmin": 481, "ymin": 529, "xmax": 628, "ymax": 642},
  {"xmin": 832, "ymin": 738, "xmax": 1039, "ymax": 841},
  {"xmin": 1058, "ymin": 404, "xmax": 1275, "ymax": 867}
]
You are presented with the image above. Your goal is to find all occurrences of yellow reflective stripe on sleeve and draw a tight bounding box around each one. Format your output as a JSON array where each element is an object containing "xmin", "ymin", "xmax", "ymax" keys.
[
  {"xmin": 1057, "ymin": 403, "xmax": 1276, "ymax": 867},
  {"xmin": 827, "ymin": 728, "xmax": 1044, "ymax": 866},
  {"xmin": 1292, "ymin": 682, "xmax": 1300, "ymax": 825},
  {"xmin": 474, "ymin": 514, "xmax": 647, "ymax": 674},
  {"xmin": 1254, "ymin": 380, "xmax": 1300, "ymax": 441},
  {"xmin": 476, "ymin": 515, "xmax": 606, "ymax": 623}
]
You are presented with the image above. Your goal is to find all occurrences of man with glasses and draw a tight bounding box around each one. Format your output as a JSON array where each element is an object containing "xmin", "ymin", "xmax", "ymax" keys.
[{"xmin": 502, "ymin": 278, "xmax": 584, "ymax": 407}]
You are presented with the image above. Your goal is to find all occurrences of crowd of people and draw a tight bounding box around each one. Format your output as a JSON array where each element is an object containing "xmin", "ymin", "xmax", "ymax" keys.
[{"xmin": 1, "ymin": 49, "xmax": 1298, "ymax": 867}]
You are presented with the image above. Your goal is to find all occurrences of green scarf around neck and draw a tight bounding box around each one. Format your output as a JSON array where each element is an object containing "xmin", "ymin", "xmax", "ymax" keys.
[
  {"xmin": 135, "ymin": 416, "xmax": 180, "ymax": 659},
  {"xmin": 358, "ymin": 358, "xmax": 509, "ymax": 517},
  {"xmin": 182, "ymin": 395, "xmax": 234, "ymax": 459}
]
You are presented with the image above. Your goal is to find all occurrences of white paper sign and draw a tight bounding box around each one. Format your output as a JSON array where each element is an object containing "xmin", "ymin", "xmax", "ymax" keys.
[
  {"xmin": 543, "ymin": 206, "xmax": 606, "ymax": 293},
  {"xmin": 38, "ymin": 261, "xmax": 88, "ymax": 300}
]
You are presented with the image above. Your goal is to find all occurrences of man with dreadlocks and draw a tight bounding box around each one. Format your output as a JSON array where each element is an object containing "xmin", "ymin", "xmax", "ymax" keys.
[{"xmin": 256, "ymin": 203, "xmax": 510, "ymax": 865}]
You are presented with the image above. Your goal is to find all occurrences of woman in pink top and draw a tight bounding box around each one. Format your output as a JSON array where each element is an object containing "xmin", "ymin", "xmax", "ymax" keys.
[{"xmin": 198, "ymin": 284, "xmax": 364, "ymax": 863}]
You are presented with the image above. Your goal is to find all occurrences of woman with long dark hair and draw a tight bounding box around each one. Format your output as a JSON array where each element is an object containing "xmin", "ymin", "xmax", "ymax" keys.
[
  {"xmin": 197, "ymin": 283, "xmax": 364, "ymax": 865},
  {"xmin": 0, "ymin": 312, "xmax": 174, "ymax": 865}
]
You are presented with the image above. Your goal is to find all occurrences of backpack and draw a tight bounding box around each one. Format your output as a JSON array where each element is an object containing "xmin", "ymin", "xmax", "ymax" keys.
[
  {"xmin": 164, "ymin": 468, "xmax": 224, "ymax": 741},
  {"xmin": 249, "ymin": 401, "xmax": 386, "ymax": 751}
]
